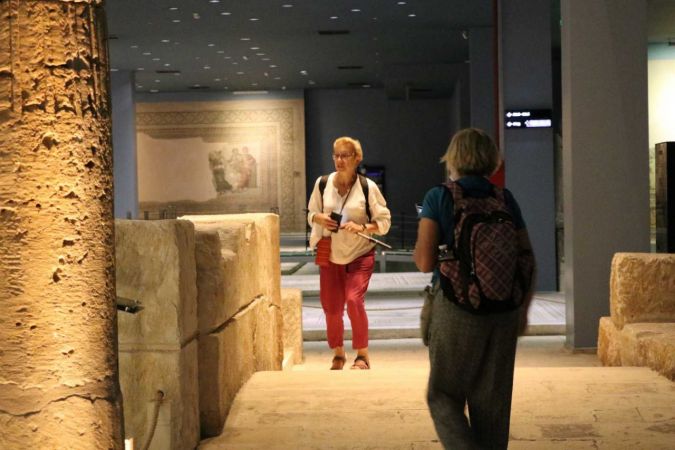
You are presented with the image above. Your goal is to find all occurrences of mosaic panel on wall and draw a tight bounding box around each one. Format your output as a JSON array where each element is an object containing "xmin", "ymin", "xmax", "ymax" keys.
[{"xmin": 136, "ymin": 99, "xmax": 306, "ymax": 232}]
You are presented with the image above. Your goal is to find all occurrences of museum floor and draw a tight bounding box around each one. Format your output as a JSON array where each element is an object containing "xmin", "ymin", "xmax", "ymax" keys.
[
  {"xmin": 198, "ymin": 268, "xmax": 675, "ymax": 449},
  {"xmin": 199, "ymin": 337, "xmax": 675, "ymax": 449}
]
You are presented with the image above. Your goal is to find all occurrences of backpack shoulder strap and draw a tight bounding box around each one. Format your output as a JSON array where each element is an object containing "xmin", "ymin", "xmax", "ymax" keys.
[
  {"xmin": 492, "ymin": 185, "xmax": 506, "ymax": 203},
  {"xmin": 358, "ymin": 174, "xmax": 371, "ymax": 221},
  {"xmin": 443, "ymin": 181, "xmax": 465, "ymax": 209},
  {"xmin": 318, "ymin": 175, "xmax": 329, "ymax": 209}
]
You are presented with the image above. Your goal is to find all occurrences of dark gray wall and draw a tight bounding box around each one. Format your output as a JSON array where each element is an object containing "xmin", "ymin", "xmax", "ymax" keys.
[
  {"xmin": 499, "ymin": 0, "xmax": 557, "ymax": 291},
  {"xmin": 305, "ymin": 88, "xmax": 458, "ymax": 218},
  {"xmin": 111, "ymin": 70, "xmax": 138, "ymax": 219}
]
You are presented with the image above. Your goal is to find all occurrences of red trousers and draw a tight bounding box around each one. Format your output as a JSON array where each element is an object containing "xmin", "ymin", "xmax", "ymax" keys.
[{"xmin": 319, "ymin": 250, "xmax": 375, "ymax": 349}]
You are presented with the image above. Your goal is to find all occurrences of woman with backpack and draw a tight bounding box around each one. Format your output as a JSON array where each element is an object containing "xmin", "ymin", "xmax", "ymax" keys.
[
  {"xmin": 307, "ymin": 136, "xmax": 391, "ymax": 370},
  {"xmin": 414, "ymin": 128, "xmax": 536, "ymax": 449}
]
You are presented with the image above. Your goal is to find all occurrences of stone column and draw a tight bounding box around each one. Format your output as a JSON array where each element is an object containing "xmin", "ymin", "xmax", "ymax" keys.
[
  {"xmin": 0, "ymin": 1, "xmax": 122, "ymax": 448},
  {"xmin": 562, "ymin": 0, "xmax": 650, "ymax": 348}
]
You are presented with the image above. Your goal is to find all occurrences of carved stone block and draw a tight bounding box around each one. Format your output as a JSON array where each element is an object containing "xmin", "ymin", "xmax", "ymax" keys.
[
  {"xmin": 610, "ymin": 253, "xmax": 675, "ymax": 329},
  {"xmin": 597, "ymin": 316, "xmax": 621, "ymax": 366},
  {"xmin": 281, "ymin": 288, "xmax": 304, "ymax": 366},
  {"xmin": 118, "ymin": 340, "xmax": 200, "ymax": 450},
  {"xmin": 115, "ymin": 220, "xmax": 198, "ymax": 346}
]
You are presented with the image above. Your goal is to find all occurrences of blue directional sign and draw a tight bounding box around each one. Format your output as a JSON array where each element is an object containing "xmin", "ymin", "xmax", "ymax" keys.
[{"xmin": 505, "ymin": 109, "xmax": 552, "ymax": 128}]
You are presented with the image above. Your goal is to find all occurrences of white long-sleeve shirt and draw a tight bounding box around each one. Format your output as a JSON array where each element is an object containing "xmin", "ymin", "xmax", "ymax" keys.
[{"xmin": 307, "ymin": 173, "xmax": 391, "ymax": 264}]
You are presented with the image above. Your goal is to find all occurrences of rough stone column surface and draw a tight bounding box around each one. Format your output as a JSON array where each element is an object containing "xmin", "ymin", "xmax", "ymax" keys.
[
  {"xmin": 0, "ymin": 1, "xmax": 123, "ymax": 448},
  {"xmin": 610, "ymin": 253, "xmax": 675, "ymax": 329},
  {"xmin": 115, "ymin": 219, "xmax": 200, "ymax": 450}
]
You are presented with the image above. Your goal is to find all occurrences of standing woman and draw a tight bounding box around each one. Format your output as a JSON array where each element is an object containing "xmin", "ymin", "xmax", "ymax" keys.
[
  {"xmin": 414, "ymin": 128, "xmax": 535, "ymax": 449},
  {"xmin": 307, "ymin": 137, "xmax": 391, "ymax": 370}
]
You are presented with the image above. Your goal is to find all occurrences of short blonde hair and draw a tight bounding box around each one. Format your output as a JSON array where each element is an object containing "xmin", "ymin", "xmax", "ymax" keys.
[
  {"xmin": 441, "ymin": 128, "xmax": 501, "ymax": 177},
  {"xmin": 333, "ymin": 136, "xmax": 363, "ymax": 161}
]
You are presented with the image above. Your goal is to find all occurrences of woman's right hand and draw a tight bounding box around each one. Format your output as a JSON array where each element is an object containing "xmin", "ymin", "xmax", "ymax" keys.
[{"xmin": 313, "ymin": 213, "xmax": 339, "ymax": 232}]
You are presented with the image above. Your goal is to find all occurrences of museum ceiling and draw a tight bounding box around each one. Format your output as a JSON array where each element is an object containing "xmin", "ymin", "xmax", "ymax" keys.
[{"xmin": 104, "ymin": 1, "xmax": 674, "ymax": 96}]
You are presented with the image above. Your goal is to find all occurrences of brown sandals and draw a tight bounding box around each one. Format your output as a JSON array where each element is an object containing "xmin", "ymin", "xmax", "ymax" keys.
[
  {"xmin": 350, "ymin": 355, "xmax": 370, "ymax": 370},
  {"xmin": 330, "ymin": 355, "xmax": 346, "ymax": 370}
]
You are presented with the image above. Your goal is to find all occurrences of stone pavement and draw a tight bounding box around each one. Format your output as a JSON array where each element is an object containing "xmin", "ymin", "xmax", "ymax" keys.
[{"xmin": 200, "ymin": 337, "xmax": 675, "ymax": 449}]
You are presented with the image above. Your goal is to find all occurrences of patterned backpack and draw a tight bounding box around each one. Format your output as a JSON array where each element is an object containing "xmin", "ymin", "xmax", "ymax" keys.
[{"xmin": 439, "ymin": 181, "xmax": 530, "ymax": 314}]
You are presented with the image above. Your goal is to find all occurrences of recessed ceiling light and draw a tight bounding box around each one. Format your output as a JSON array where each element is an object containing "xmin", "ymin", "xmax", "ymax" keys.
[
  {"xmin": 282, "ymin": 86, "xmax": 287, "ymax": 90},
  {"xmin": 256, "ymin": 53, "xmax": 265, "ymax": 56},
  {"xmin": 142, "ymin": 52, "xmax": 151, "ymax": 56},
  {"xmin": 249, "ymin": 18, "xmax": 259, "ymax": 21},
  {"xmin": 251, "ymin": 83, "xmax": 258, "ymax": 86},
  {"xmin": 236, "ymin": 71, "xmax": 245, "ymax": 75},
  {"xmin": 217, "ymin": 50, "xmax": 225, "ymax": 54},
  {"xmin": 308, "ymin": 80, "xmax": 316, "ymax": 85},
  {"xmin": 363, "ymin": 84, "xmax": 371, "ymax": 88},
  {"xmin": 152, "ymin": 57, "xmax": 160, "ymax": 61},
  {"xmin": 240, "ymin": 37, "xmax": 251, "ymax": 41},
  {"xmin": 300, "ymin": 70, "xmax": 308, "ymax": 75},
  {"xmin": 136, "ymin": 67, "xmax": 145, "ymax": 71},
  {"xmin": 261, "ymin": 58, "xmax": 270, "ymax": 61},
  {"xmin": 220, "ymin": 11, "xmax": 231, "ymax": 16},
  {"xmin": 264, "ymin": 72, "xmax": 269, "ymax": 77},
  {"xmin": 208, "ymin": 43, "xmax": 215, "ymax": 47},
  {"xmin": 169, "ymin": 7, "xmax": 178, "ymax": 11},
  {"xmin": 274, "ymin": 77, "xmax": 281, "ymax": 80},
  {"xmin": 224, "ymin": 56, "xmax": 231, "ymax": 59},
  {"xmin": 397, "ymin": 1, "xmax": 406, "ymax": 4},
  {"xmin": 282, "ymin": 4, "xmax": 293, "ymax": 8},
  {"xmin": 408, "ymin": 13, "xmax": 416, "ymax": 17},
  {"xmin": 173, "ymin": 72, "xmax": 181, "ymax": 76},
  {"xmin": 161, "ymin": 39, "xmax": 170, "ymax": 43},
  {"xmin": 242, "ymin": 55, "xmax": 249, "ymax": 61},
  {"xmin": 172, "ymin": 19, "xmax": 181, "ymax": 23},
  {"xmin": 110, "ymin": 68, "xmax": 119, "ymax": 72},
  {"xmin": 250, "ymin": 46, "xmax": 260, "ymax": 50},
  {"xmin": 209, "ymin": 0, "xmax": 220, "ymax": 3},
  {"xmin": 130, "ymin": 45, "xmax": 138, "ymax": 49},
  {"xmin": 136, "ymin": 85, "xmax": 143, "ymax": 88},
  {"xmin": 330, "ymin": 16, "xmax": 339, "ymax": 20},
  {"xmin": 150, "ymin": 89, "xmax": 159, "ymax": 93},
  {"xmin": 214, "ymin": 78, "xmax": 221, "ymax": 82},
  {"xmin": 193, "ymin": 84, "xmax": 201, "ymax": 87},
  {"xmin": 351, "ymin": 9, "xmax": 361, "ymax": 12},
  {"xmin": 232, "ymin": 61, "xmax": 239, "ymax": 65},
  {"xmin": 154, "ymin": 79, "xmax": 161, "ymax": 83},
  {"xmin": 269, "ymin": 64, "xmax": 277, "ymax": 68},
  {"xmin": 203, "ymin": 65, "xmax": 211, "ymax": 70},
  {"xmin": 164, "ymin": 63, "xmax": 171, "ymax": 67}
]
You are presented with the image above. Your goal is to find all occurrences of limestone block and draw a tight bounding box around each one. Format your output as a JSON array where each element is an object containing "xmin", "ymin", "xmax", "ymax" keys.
[
  {"xmin": 181, "ymin": 213, "xmax": 281, "ymax": 308},
  {"xmin": 597, "ymin": 317, "xmax": 621, "ymax": 366},
  {"xmin": 254, "ymin": 297, "xmax": 284, "ymax": 372},
  {"xmin": 115, "ymin": 220, "xmax": 198, "ymax": 346},
  {"xmin": 610, "ymin": 253, "xmax": 675, "ymax": 329},
  {"xmin": 198, "ymin": 304, "xmax": 256, "ymax": 438},
  {"xmin": 620, "ymin": 323, "xmax": 675, "ymax": 381},
  {"xmin": 118, "ymin": 340, "xmax": 200, "ymax": 450},
  {"xmin": 194, "ymin": 224, "xmax": 260, "ymax": 334},
  {"xmin": 198, "ymin": 296, "xmax": 282, "ymax": 437},
  {"xmin": 281, "ymin": 288, "xmax": 304, "ymax": 365}
]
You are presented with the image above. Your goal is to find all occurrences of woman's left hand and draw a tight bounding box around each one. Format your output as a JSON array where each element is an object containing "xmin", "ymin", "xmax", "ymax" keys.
[{"xmin": 341, "ymin": 221, "xmax": 366, "ymax": 234}]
